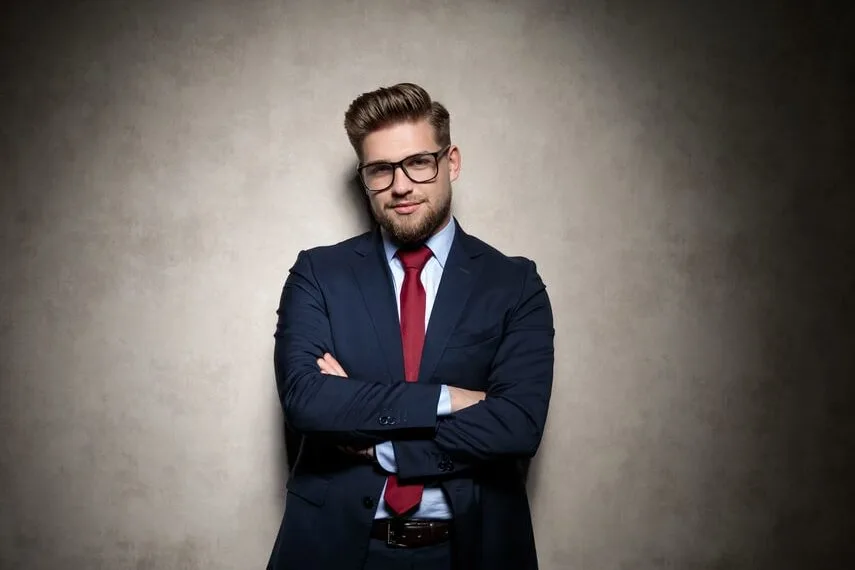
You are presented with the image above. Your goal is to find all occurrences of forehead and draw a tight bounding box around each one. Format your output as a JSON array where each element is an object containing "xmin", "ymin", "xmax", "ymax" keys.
[{"xmin": 361, "ymin": 119, "xmax": 437, "ymax": 162}]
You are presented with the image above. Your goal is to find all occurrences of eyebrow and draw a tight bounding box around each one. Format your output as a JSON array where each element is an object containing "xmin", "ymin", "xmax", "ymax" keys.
[{"xmin": 361, "ymin": 150, "xmax": 433, "ymax": 168}]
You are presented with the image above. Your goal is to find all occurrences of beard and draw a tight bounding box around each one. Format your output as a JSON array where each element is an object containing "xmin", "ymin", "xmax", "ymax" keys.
[{"xmin": 373, "ymin": 189, "xmax": 452, "ymax": 246}]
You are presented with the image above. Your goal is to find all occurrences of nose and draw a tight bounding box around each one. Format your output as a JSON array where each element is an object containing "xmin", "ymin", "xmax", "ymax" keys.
[{"xmin": 389, "ymin": 164, "xmax": 413, "ymax": 195}]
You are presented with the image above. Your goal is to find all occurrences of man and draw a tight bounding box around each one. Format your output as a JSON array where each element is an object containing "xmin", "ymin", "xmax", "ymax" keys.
[{"xmin": 267, "ymin": 83, "xmax": 555, "ymax": 570}]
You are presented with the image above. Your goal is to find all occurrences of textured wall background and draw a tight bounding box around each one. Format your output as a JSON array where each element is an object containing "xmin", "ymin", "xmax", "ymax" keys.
[{"xmin": 1, "ymin": 1, "xmax": 852, "ymax": 569}]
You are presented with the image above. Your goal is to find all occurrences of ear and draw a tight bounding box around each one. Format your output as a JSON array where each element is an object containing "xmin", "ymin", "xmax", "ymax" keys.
[{"xmin": 447, "ymin": 145, "xmax": 461, "ymax": 183}]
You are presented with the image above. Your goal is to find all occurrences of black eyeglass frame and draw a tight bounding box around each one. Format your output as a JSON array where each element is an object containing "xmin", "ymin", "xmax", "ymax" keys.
[{"xmin": 356, "ymin": 145, "xmax": 452, "ymax": 193}]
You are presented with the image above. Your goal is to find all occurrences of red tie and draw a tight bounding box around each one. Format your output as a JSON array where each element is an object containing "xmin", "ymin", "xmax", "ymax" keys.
[{"xmin": 383, "ymin": 245, "xmax": 433, "ymax": 515}]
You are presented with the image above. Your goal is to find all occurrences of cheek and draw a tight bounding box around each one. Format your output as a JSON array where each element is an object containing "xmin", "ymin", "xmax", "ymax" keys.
[
  {"xmin": 424, "ymin": 183, "xmax": 444, "ymax": 201},
  {"xmin": 430, "ymin": 184, "xmax": 451, "ymax": 204},
  {"xmin": 368, "ymin": 196, "xmax": 385, "ymax": 212}
]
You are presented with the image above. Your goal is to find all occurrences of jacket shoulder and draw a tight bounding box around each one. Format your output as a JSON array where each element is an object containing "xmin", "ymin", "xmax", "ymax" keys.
[
  {"xmin": 300, "ymin": 230, "xmax": 373, "ymax": 259},
  {"xmin": 462, "ymin": 232, "xmax": 539, "ymax": 272}
]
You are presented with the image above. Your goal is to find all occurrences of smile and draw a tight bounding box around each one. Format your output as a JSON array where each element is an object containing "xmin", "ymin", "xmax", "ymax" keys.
[{"xmin": 391, "ymin": 202, "xmax": 422, "ymax": 214}]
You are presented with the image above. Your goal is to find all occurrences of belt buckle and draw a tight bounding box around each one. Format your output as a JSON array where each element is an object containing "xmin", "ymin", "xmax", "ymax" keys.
[{"xmin": 386, "ymin": 523, "xmax": 407, "ymax": 548}]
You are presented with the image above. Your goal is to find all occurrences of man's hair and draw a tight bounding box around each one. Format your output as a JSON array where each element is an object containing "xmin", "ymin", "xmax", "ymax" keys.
[{"xmin": 344, "ymin": 82, "xmax": 451, "ymax": 160}]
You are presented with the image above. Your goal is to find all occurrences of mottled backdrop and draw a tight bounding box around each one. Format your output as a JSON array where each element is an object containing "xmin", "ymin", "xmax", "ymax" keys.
[{"xmin": 1, "ymin": 1, "xmax": 852, "ymax": 569}]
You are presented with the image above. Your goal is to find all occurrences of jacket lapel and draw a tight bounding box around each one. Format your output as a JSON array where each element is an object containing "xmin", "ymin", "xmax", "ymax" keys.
[
  {"xmin": 418, "ymin": 226, "xmax": 484, "ymax": 384},
  {"xmin": 350, "ymin": 224, "xmax": 485, "ymax": 385},
  {"xmin": 351, "ymin": 230, "xmax": 405, "ymax": 382}
]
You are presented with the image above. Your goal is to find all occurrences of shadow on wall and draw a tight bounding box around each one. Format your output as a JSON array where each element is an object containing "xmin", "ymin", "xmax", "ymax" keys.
[{"xmin": 344, "ymin": 171, "xmax": 378, "ymax": 234}]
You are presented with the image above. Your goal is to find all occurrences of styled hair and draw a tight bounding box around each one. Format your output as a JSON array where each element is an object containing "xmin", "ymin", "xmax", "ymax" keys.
[{"xmin": 344, "ymin": 82, "xmax": 451, "ymax": 160}]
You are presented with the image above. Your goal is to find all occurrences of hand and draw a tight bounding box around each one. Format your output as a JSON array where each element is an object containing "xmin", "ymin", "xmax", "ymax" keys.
[
  {"xmin": 317, "ymin": 353, "xmax": 348, "ymax": 377},
  {"xmin": 338, "ymin": 445, "xmax": 375, "ymax": 460},
  {"xmin": 448, "ymin": 386, "xmax": 486, "ymax": 412}
]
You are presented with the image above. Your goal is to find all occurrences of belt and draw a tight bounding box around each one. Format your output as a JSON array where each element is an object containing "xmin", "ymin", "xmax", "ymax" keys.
[{"xmin": 370, "ymin": 519, "xmax": 451, "ymax": 548}]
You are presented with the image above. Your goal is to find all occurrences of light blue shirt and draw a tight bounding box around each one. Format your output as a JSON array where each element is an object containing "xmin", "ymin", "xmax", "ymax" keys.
[{"xmin": 373, "ymin": 217, "xmax": 456, "ymax": 519}]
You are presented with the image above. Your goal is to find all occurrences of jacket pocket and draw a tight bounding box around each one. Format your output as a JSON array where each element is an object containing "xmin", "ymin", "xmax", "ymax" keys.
[{"xmin": 286, "ymin": 475, "xmax": 330, "ymax": 507}]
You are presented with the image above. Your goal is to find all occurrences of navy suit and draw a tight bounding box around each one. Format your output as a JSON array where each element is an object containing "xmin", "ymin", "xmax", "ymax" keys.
[{"xmin": 267, "ymin": 220, "xmax": 555, "ymax": 570}]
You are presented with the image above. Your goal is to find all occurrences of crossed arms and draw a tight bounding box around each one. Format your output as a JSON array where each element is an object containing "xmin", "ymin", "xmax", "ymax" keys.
[{"xmin": 274, "ymin": 250, "xmax": 555, "ymax": 480}]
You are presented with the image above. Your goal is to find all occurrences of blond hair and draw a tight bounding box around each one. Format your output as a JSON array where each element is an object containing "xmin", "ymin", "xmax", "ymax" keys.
[{"xmin": 344, "ymin": 82, "xmax": 450, "ymax": 160}]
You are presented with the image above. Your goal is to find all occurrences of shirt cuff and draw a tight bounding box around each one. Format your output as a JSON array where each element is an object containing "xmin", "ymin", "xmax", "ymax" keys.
[
  {"xmin": 437, "ymin": 384, "xmax": 452, "ymax": 417},
  {"xmin": 375, "ymin": 442, "xmax": 397, "ymax": 473}
]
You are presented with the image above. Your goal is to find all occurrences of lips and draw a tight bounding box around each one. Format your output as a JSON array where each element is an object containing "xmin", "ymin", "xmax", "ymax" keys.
[{"xmin": 391, "ymin": 202, "xmax": 422, "ymax": 214}]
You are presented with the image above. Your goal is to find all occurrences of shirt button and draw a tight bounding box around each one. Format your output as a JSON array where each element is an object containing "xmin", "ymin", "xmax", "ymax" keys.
[{"xmin": 362, "ymin": 496, "xmax": 375, "ymax": 509}]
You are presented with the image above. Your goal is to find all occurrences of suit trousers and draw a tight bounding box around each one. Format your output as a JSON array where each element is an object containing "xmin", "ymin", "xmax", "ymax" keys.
[{"xmin": 362, "ymin": 538, "xmax": 452, "ymax": 570}]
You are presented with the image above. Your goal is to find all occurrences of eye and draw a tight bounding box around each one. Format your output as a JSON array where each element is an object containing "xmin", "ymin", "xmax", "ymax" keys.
[
  {"xmin": 364, "ymin": 163, "xmax": 392, "ymax": 177},
  {"xmin": 405, "ymin": 155, "xmax": 433, "ymax": 168}
]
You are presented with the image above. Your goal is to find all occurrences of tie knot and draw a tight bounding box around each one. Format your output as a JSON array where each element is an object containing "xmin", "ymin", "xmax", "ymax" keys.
[{"xmin": 396, "ymin": 245, "xmax": 433, "ymax": 271}]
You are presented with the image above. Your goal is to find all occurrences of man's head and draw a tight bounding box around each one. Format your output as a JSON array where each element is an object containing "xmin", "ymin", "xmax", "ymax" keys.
[{"xmin": 344, "ymin": 83, "xmax": 460, "ymax": 246}]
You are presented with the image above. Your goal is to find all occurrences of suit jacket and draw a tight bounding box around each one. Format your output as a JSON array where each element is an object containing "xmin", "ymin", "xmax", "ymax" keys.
[{"xmin": 267, "ymin": 220, "xmax": 555, "ymax": 570}]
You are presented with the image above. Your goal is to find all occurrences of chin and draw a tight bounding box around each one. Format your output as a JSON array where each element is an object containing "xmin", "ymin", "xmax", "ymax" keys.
[
  {"xmin": 385, "ymin": 218, "xmax": 432, "ymax": 245},
  {"xmin": 377, "ymin": 200, "xmax": 449, "ymax": 245}
]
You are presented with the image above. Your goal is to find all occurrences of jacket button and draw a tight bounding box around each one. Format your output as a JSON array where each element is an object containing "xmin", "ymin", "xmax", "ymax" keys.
[
  {"xmin": 362, "ymin": 496, "xmax": 375, "ymax": 509},
  {"xmin": 378, "ymin": 416, "xmax": 389, "ymax": 425},
  {"xmin": 386, "ymin": 416, "xmax": 397, "ymax": 425}
]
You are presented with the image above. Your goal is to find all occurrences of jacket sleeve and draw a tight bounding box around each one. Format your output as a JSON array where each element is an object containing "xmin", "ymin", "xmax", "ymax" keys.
[
  {"xmin": 392, "ymin": 259, "xmax": 555, "ymax": 481},
  {"xmin": 274, "ymin": 250, "xmax": 442, "ymax": 439}
]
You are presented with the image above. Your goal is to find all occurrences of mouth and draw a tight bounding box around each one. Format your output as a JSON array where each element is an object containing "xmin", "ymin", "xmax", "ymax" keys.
[{"xmin": 390, "ymin": 201, "xmax": 422, "ymax": 215}]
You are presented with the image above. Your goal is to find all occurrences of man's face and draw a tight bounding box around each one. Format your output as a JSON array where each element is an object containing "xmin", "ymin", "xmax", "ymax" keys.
[{"xmin": 360, "ymin": 119, "xmax": 460, "ymax": 245}]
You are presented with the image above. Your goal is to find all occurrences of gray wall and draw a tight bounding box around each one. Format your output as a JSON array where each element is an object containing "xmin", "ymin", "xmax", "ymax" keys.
[{"xmin": 1, "ymin": 1, "xmax": 851, "ymax": 569}]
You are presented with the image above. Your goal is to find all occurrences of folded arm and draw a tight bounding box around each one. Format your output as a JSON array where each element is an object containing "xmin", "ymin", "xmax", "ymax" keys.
[
  {"xmin": 390, "ymin": 260, "xmax": 555, "ymax": 481},
  {"xmin": 275, "ymin": 250, "xmax": 442, "ymax": 439}
]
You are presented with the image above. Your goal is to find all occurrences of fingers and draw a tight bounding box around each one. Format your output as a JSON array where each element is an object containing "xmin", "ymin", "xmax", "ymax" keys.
[
  {"xmin": 317, "ymin": 353, "xmax": 348, "ymax": 377},
  {"xmin": 323, "ymin": 353, "xmax": 347, "ymax": 376},
  {"xmin": 317, "ymin": 354, "xmax": 337, "ymax": 375},
  {"xmin": 337, "ymin": 445, "xmax": 373, "ymax": 459},
  {"xmin": 448, "ymin": 386, "xmax": 486, "ymax": 413}
]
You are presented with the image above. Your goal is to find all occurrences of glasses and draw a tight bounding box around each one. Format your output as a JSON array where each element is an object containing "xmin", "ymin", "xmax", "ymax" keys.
[{"xmin": 357, "ymin": 145, "xmax": 451, "ymax": 192}]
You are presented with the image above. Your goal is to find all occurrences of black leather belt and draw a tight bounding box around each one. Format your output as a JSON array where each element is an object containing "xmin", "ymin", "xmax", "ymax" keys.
[{"xmin": 370, "ymin": 519, "xmax": 451, "ymax": 548}]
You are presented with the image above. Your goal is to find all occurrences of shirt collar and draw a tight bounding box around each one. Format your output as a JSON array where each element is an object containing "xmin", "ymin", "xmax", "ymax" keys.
[{"xmin": 381, "ymin": 217, "xmax": 456, "ymax": 269}]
